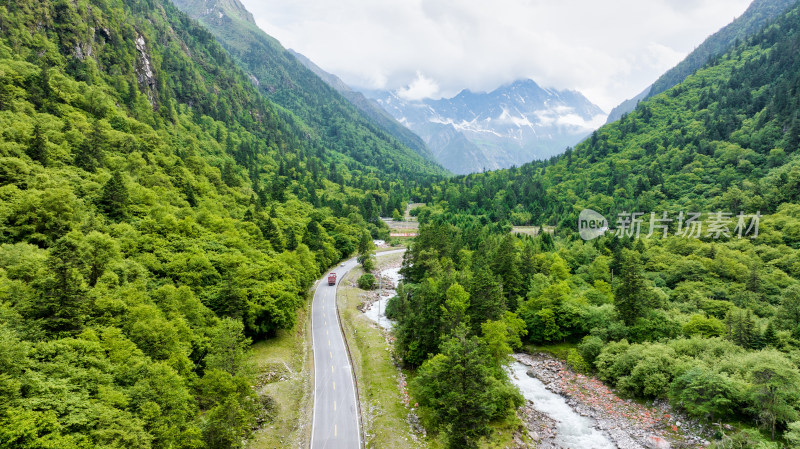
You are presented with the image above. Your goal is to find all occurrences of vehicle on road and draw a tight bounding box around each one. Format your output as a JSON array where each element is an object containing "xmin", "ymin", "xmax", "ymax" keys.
[{"xmin": 328, "ymin": 273, "xmax": 337, "ymax": 286}]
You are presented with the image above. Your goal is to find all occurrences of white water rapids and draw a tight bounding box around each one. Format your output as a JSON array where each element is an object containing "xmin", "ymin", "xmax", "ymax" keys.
[{"xmin": 508, "ymin": 361, "xmax": 616, "ymax": 448}]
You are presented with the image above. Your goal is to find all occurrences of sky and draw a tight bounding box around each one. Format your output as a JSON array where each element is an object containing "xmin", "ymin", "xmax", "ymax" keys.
[{"xmin": 240, "ymin": 0, "xmax": 752, "ymax": 112}]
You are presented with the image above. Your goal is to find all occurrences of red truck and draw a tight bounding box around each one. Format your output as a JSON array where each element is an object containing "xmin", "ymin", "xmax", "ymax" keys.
[{"xmin": 327, "ymin": 273, "xmax": 337, "ymax": 286}]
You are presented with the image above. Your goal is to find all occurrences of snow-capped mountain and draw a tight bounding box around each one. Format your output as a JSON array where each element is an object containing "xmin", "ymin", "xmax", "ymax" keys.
[{"xmin": 363, "ymin": 79, "xmax": 606, "ymax": 174}]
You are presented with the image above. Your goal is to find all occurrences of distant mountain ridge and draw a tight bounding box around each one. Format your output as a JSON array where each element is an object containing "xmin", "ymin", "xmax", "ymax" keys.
[
  {"xmin": 172, "ymin": 0, "xmax": 442, "ymax": 173},
  {"xmin": 288, "ymin": 49, "xmax": 434, "ymax": 162},
  {"xmin": 606, "ymin": 0, "xmax": 797, "ymax": 124},
  {"xmin": 363, "ymin": 80, "xmax": 605, "ymax": 174}
]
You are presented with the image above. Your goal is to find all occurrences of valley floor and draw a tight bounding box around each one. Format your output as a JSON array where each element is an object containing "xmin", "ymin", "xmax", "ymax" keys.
[{"xmin": 341, "ymin": 250, "xmax": 532, "ymax": 449}]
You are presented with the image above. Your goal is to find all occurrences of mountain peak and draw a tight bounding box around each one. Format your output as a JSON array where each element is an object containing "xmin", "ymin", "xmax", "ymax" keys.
[
  {"xmin": 363, "ymin": 79, "xmax": 606, "ymax": 174},
  {"xmin": 508, "ymin": 79, "xmax": 541, "ymax": 89},
  {"xmin": 172, "ymin": 0, "xmax": 256, "ymax": 25}
]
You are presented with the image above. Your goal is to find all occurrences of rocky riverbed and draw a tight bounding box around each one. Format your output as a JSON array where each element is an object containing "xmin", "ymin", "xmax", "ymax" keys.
[
  {"xmin": 514, "ymin": 353, "xmax": 713, "ymax": 449},
  {"xmin": 358, "ymin": 264, "xmax": 402, "ymax": 330}
]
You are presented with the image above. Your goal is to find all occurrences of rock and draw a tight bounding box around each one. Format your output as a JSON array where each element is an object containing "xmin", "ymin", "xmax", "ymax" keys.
[{"xmin": 645, "ymin": 435, "xmax": 671, "ymax": 449}]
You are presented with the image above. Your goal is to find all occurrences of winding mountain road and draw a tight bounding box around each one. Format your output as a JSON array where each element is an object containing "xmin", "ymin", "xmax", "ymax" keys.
[{"xmin": 310, "ymin": 249, "xmax": 405, "ymax": 449}]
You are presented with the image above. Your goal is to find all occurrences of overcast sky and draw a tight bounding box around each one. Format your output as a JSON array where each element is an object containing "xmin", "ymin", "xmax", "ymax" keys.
[{"xmin": 240, "ymin": 0, "xmax": 752, "ymax": 111}]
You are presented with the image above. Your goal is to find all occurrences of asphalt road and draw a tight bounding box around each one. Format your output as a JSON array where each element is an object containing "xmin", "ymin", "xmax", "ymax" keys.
[{"xmin": 310, "ymin": 249, "xmax": 405, "ymax": 449}]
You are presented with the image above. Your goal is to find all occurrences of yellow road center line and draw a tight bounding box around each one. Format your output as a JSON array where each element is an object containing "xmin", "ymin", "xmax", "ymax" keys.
[
  {"xmin": 330, "ymin": 351, "xmax": 333, "ymax": 359},
  {"xmin": 335, "ymin": 424, "xmax": 337, "ymax": 437},
  {"xmin": 334, "ymin": 400, "xmax": 337, "ymax": 411},
  {"xmin": 333, "ymin": 381, "xmax": 336, "ymax": 390}
]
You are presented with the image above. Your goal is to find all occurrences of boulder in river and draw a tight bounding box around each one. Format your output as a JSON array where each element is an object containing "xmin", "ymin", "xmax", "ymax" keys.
[{"xmin": 645, "ymin": 435, "xmax": 671, "ymax": 449}]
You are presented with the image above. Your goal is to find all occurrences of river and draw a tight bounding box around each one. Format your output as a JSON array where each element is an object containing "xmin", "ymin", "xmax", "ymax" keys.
[
  {"xmin": 508, "ymin": 361, "xmax": 616, "ymax": 448},
  {"xmin": 362, "ymin": 266, "xmax": 401, "ymax": 329}
]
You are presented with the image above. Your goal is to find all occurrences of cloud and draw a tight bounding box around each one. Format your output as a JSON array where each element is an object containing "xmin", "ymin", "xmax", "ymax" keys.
[
  {"xmin": 397, "ymin": 71, "xmax": 440, "ymax": 100},
  {"xmin": 242, "ymin": 0, "xmax": 751, "ymax": 110}
]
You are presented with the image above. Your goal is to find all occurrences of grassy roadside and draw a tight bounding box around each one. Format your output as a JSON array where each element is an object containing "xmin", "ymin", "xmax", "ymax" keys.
[
  {"xmin": 246, "ymin": 284, "xmax": 315, "ymax": 449},
  {"xmin": 338, "ymin": 252, "xmax": 431, "ymax": 449}
]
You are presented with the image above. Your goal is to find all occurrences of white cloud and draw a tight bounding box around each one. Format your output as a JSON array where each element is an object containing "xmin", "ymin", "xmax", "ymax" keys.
[
  {"xmin": 397, "ymin": 71, "xmax": 440, "ymax": 100},
  {"xmin": 242, "ymin": 0, "xmax": 752, "ymax": 110}
]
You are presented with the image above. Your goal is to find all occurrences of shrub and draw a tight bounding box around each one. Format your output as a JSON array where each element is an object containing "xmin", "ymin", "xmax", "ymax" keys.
[
  {"xmin": 566, "ymin": 349, "xmax": 590, "ymax": 374},
  {"xmin": 357, "ymin": 273, "xmax": 375, "ymax": 290},
  {"xmin": 683, "ymin": 314, "xmax": 725, "ymax": 337},
  {"xmin": 669, "ymin": 367, "xmax": 743, "ymax": 421},
  {"xmin": 578, "ymin": 335, "xmax": 604, "ymax": 368}
]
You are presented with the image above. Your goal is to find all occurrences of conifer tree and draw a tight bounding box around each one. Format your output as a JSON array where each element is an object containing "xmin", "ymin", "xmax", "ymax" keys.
[
  {"xmin": 98, "ymin": 170, "xmax": 129, "ymax": 220},
  {"xmin": 27, "ymin": 122, "xmax": 48, "ymax": 166},
  {"xmin": 614, "ymin": 248, "xmax": 649, "ymax": 326},
  {"xmin": 75, "ymin": 120, "xmax": 105, "ymax": 172}
]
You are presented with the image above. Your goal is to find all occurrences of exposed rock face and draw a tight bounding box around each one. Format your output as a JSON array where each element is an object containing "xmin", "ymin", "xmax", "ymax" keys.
[{"xmin": 134, "ymin": 34, "xmax": 157, "ymax": 105}]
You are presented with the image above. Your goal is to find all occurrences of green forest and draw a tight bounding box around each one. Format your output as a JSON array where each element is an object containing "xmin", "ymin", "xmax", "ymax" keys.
[
  {"xmin": 387, "ymin": 3, "xmax": 800, "ymax": 449},
  {"xmin": 3, "ymin": 0, "xmax": 800, "ymax": 448},
  {"xmin": 0, "ymin": 0, "xmax": 441, "ymax": 447}
]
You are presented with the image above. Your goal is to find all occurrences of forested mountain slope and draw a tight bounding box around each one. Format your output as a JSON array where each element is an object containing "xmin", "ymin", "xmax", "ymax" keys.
[
  {"xmin": 171, "ymin": 0, "xmax": 442, "ymax": 173},
  {"xmin": 606, "ymin": 0, "xmax": 797, "ymax": 124},
  {"xmin": 0, "ymin": 0, "xmax": 424, "ymax": 446},
  {"xmin": 287, "ymin": 48, "xmax": 434, "ymax": 161},
  {"xmin": 395, "ymin": 4, "xmax": 800, "ymax": 447}
]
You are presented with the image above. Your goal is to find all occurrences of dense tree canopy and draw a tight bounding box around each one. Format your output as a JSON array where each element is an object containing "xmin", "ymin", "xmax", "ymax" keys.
[{"xmin": 0, "ymin": 0, "xmax": 440, "ymax": 446}]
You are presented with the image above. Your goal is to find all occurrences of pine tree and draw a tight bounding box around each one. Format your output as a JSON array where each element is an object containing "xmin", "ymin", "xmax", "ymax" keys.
[
  {"xmin": 357, "ymin": 231, "xmax": 375, "ymax": 271},
  {"xmin": 614, "ymin": 248, "xmax": 650, "ymax": 326},
  {"xmin": 743, "ymin": 310, "xmax": 757, "ymax": 349},
  {"xmin": 763, "ymin": 321, "xmax": 778, "ymax": 347},
  {"xmin": 411, "ymin": 327, "xmax": 521, "ymax": 449},
  {"xmin": 27, "ymin": 122, "xmax": 48, "ymax": 166},
  {"xmin": 468, "ymin": 257, "xmax": 505, "ymax": 334},
  {"xmin": 492, "ymin": 234, "xmax": 522, "ymax": 308},
  {"xmin": 98, "ymin": 170, "xmax": 129, "ymax": 220},
  {"xmin": 260, "ymin": 217, "xmax": 284, "ymax": 252},
  {"xmin": 286, "ymin": 228, "xmax": 298, "ymax": 251},
  {"xmin": 747, "ymin": 264, "xmax": 760, "ymax": 293},
  {"xmin": 786, "ymin": 116, "xmax": 800, "ymax": 152},
  {"xmin": 75, "ymin": 120, "xmax": 105, "ymax": 171},
  {"xmin": 184, "ymin": 183, "xmax": 198, "ymax": 207},
  {"xmin": 31, "ymin": 233, "xmax": 88, "ymax": 336},
  {"xmin": 126, "ymin": 77, "xmax": 139, "ymax": 108},
  {"xmin": 221, "ymin": 161, "xmax": 241, "ymax": 187}
]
